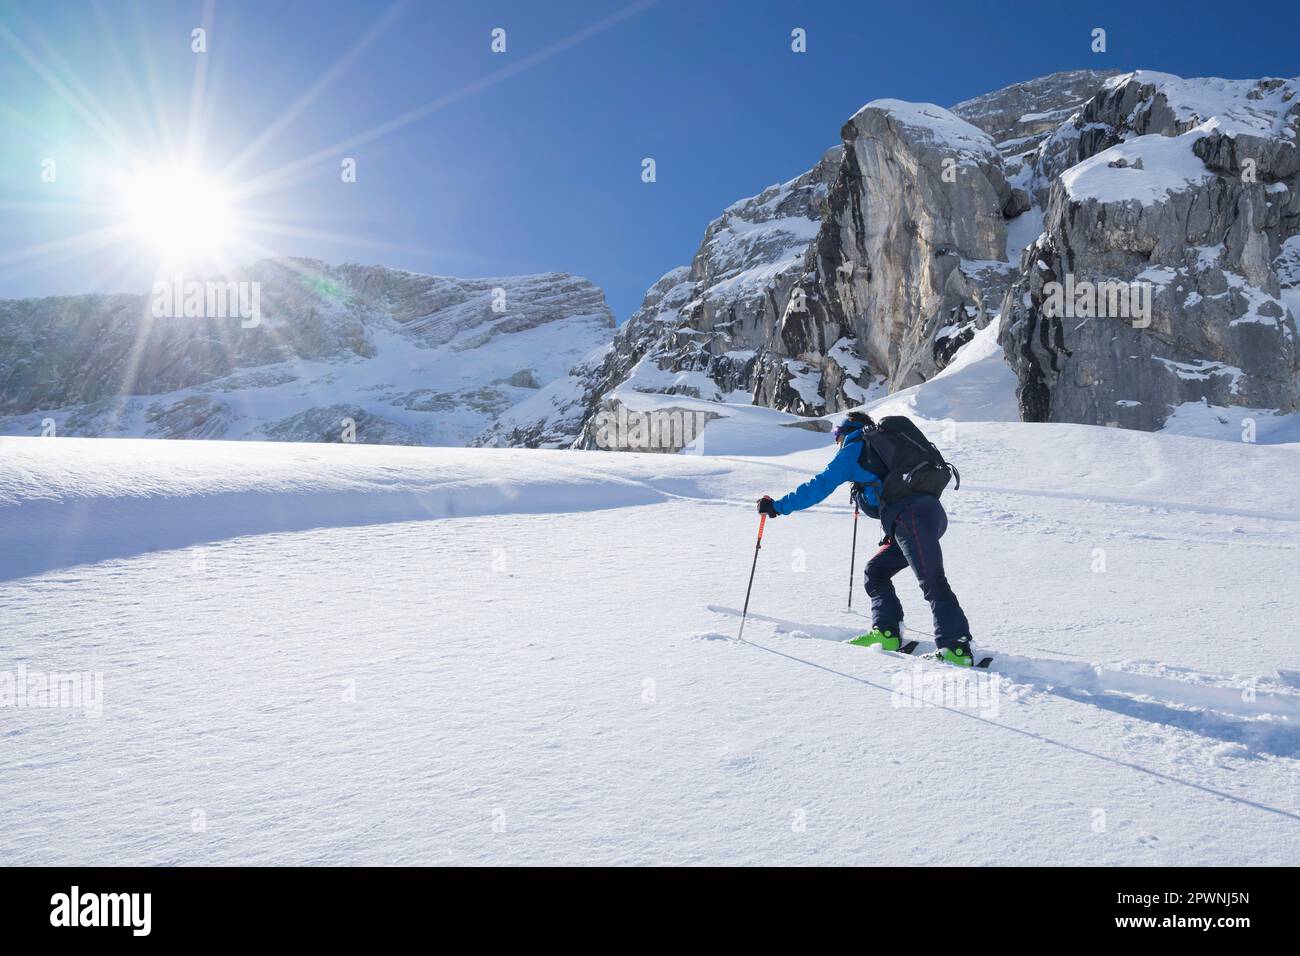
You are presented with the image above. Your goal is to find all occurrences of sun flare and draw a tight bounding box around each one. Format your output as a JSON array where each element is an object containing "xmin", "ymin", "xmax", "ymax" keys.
[{"xmin": 118, "ymin": 164, "xmax": 239, "ymax": 263}]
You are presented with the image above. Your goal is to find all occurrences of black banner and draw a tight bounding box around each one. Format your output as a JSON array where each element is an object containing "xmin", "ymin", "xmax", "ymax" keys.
[{"xmin": 0, "ymin": 866, "xmax": 1285, "ymax": 943}]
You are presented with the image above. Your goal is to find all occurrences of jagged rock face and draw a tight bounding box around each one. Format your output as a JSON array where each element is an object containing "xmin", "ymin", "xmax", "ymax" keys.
[
  {"xmin": 462, "ymin": 77, "xmax": 1123, "ymax": 452},
  {"xmin": 564, "ymin": 151, "xmax": 852, "ymax": 448},
  {"xmin": 629, "ymin": 149, "xmax": 842, "ymax": 402},
  {"xmin": 952, "ymin": 69, "xmax": 1121, "ymax": 216},
  {"xmin": 534, "ymin": 80, "xmax": 1116, "ymax": 451},
  {"xmin": 999, "ymin": 72, "xmax": 1300, "ymax": 429},
  {"xmin": 563, "ymin": 103, "xmax": 1036, "ymax": 448},
  {"xmin": 0, "ymin": 259, "xmax": 615, "ymax": 445},
  {"xmin": 470, "ymin": 340, "xmax": 613, "ymax": 449},
  {"xmin": 953, "ymin": 69, "xmax": 1122, "ymax": 152},
  {"xmin": 789, "ymin": 101, "xmax": 1017, "ymax": 396}
]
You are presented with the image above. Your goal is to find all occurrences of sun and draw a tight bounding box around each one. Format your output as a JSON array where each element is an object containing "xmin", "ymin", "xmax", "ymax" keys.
[{"xmin": 118, "ymin": 163, "xmax": 239, "ymax": 262}]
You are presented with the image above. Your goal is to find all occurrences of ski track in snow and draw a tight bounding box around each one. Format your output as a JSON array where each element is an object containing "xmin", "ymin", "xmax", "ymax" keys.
[
  {"xmin": 1, "ymin": 423, "xmax": 1298, "ymax": 865},
  {"xmin": 709, "ymin": 606, "xmax": 1300, "ymax": 757}
]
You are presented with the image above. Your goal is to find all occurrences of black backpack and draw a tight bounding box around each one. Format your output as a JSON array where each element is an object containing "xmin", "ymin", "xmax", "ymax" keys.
[{"xmin": 856, "ymin": 416, "xmax": 960, "ymax": 505}]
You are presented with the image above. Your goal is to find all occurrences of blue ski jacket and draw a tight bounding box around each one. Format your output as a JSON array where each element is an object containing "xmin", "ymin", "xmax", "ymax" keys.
[{"xmin": 773, "ymin": 423, "xmax": 884, "ymax": 517}]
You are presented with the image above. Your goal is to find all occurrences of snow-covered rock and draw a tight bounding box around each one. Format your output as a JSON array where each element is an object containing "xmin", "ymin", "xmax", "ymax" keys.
[
  {"xmin": 802, "ymin": 98, "xmax": 1019, "ymax": 394},
  {"xmin": 952, "ymin": 69, "xmax": 1122, "ymax": 153},
  {"xmin": 519, "ymin": 74, "xmax": 1121, "ymax": 451},
  {"xmin": 0, "ymin": 259, "xmax": 615, "ymax": 446},
  {"xmin": 552, "ymin": 68, "xmax": 1300, "ymax": 447},
  {"xmin": 999, "ymin": 71, "xmax": 1300, "ymax": 429}
]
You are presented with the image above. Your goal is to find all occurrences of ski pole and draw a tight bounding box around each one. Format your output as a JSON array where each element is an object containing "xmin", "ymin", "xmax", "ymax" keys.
[
  {"xmin": 848, "ymin": 498, "xmax": 859, "ymax": 611},
  {"xmin": 736, "ymin": 513, "xmax": 766, "ymax": 642}
]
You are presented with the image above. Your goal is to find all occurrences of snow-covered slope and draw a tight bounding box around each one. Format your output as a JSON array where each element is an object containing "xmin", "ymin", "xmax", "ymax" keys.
[
  {"xmin": 0, "ymin": 259, "xmax": 615, "ymax": 447},
  {"xmin": 3, "ymin": 353, "xmax": 1298, "ymax": 863}
]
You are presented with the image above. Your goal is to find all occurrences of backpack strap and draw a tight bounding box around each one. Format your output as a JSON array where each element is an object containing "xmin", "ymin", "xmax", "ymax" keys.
[{"xmin": 858, "ymin": 425, "xmax": 895, "ymax": 474}]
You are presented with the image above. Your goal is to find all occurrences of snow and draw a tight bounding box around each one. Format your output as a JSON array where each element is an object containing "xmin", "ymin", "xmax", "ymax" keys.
[
  {"xmin": 995, "ymin": 134, "xmax": 1038, "ymax": 152},
  {"xmin": 471, "ymin": 346, "xmax": 604, "ymax": 449},
  {"xmin": 1161, "ymin": 400, "xmax": 1300, "ymax": 444},
  {"xmin": 1195, "ymin": 244, "xmax": 1224, "ymax": 269},
  {"xmin": 1060, "ymin": 131, "xmax": 1214, "ymax": 204},
  {"xmin": 960, "ymin": 256, "xmax": 1016, "ymax": 276},
  {"xmin": 1136, "ymin": 265, "xmax": 1180, "ymax": 287},
  {"xmin": 1152, "ymin": 356, "xmax": 1246, "ymax": 395},
  {"xmin": 693, "ymin": 156, "xmax": 836, "ymax": 309},
  {"xmin": 1107, "ymin": 71, "xmax": 1300, "ymax": 140},
  {"xmin": 1018, "ymin": 107, "xmax": 1075, "ymax": 124},
  {"xmin": 713, "ymin": 214, "xmax": 820, "ymax": 243},
  {"xmin": 864, "ymin": 323, "xmax": 1021, "ymax": 423},
  {"xmin": 3, "ymin": 305, "xmax": 613, "ymax": 448},
  {"xmin": 705, "ymin": 257, "xmax": 803, "ymax": 302},
  {"xmin": 619, "ymin": 354, "xmax": 731, "ymax": 401},
  {"xmin": 854, "ymin": 99, "xmax": 1001, "ymax": 164},
  {"xmin": 1281, "ymin": 288, "xmax": 1300, "ymax": 326},
  {"xmin": 0, "ymin": 267, "xmax": 617, "ymax": 448},
  {"xmin": 827, "ymin": 338, "xmax": 868, "ymax": 378},
  {"xmin": 783, "ymin": 360, "xmax": 824, "ymax": 406},
  {"xmin": 2, "ymin": 328, "xmax": 1299, "ymax": 866},
  {"xmin": 1060, "ymin": 72, "xmax": 1300, "ymax": 209},
  {"xmin": 1274, "ymin": 235, "xmax": 1300, "ymax": 290},
  {"xmin": 604, "ymin": 388, "xmax": 831, "ymax": 458},
  {"xmin": 703, "ymin": 215, "xmax": 821, "ymax": 301},
  {"xmin": 1004, "ymin": 207, "xmax": 1045, "ymax": 262}
]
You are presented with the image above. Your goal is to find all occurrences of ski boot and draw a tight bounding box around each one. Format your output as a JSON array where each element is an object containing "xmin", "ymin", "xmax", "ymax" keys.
[
  {"xmin": 925, "ymin": 637, "xmax": 974, "ymax": 667},
  {"xmin": 848, "ymin": 626, "xmax": 903, "ymax": 651}
]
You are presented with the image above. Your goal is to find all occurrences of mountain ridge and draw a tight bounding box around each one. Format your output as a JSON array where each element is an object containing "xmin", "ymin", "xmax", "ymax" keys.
[
  {"xmin": 5, "ymin": 69, "xmax": 1298, "ymax": 449},
  {"xmin": 0, "ymin": 257, "xmax": 615, "ymax": 446}
]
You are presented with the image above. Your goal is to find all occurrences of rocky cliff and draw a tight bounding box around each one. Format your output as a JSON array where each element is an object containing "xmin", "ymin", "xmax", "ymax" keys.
[
  {"xmin": 999, "ymin": 71, "xmax": 1300, "ymax": 429},
  {"xmin": 507, "ymin": 68, "xmax": 1300, "ymax": 449},
  {"xmin": 521, "ymin": 74, "xmax": 1108, "ymax": 450}
]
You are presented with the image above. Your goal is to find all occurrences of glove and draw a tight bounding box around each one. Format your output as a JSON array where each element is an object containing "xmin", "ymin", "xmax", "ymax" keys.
[{"xmin": 757, "ymin": 496, "xmax": 780, "ymax": 518}]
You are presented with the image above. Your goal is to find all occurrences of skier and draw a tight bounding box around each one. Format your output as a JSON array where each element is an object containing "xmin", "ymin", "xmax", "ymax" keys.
[{"xmin": 756, "ymin": 411, "xmax": 975, "ymax": 666}]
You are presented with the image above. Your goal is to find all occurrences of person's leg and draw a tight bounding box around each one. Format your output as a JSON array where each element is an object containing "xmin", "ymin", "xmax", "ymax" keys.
[
  {"xmin": 864, "ymin": 537, "xmax": 908, "ymax": 634},
  {"xmin": 889, "ymin": 496, "xmax": 971, "ymax": 648}
]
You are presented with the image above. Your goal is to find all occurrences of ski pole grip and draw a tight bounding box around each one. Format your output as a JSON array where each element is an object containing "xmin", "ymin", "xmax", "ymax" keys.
[{"xmin": 757, "ymin": 514, "xmax": 767, "ymax": 540}]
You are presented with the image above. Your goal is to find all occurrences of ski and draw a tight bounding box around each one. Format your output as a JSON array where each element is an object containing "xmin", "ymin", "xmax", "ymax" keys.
[
  {"xmin": 904, "ymin": 647, "xmax": 994, "ymax": 669},
  {"xmin": 708, "ymin": 606, "xmax": 994, "ymax": 669},
  {"xmin": 846, "ymin": 637, "xmax": 918, "ymax": 655}
]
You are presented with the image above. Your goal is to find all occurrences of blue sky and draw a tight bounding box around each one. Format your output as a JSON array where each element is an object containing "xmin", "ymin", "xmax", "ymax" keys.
[{"xmin": 1, "ymin": 0, "xmax": 1297, "ymax": 321}]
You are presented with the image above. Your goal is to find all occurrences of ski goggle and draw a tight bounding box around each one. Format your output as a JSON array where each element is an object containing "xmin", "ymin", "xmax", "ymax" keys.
[{"xmin": 833, "ymin": 419, "xmax": 868, "ymax": 445}]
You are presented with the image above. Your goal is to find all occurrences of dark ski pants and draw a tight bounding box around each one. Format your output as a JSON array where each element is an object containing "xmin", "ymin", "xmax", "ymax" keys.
[{"xmin": 865, "ymin": 495, "xmax": 970, "ymax": 648}]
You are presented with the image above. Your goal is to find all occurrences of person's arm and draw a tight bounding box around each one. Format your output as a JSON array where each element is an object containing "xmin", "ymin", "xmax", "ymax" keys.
[{"xmin": 772, "ymin": 443, "xmax": 858, "ymax": 515}]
